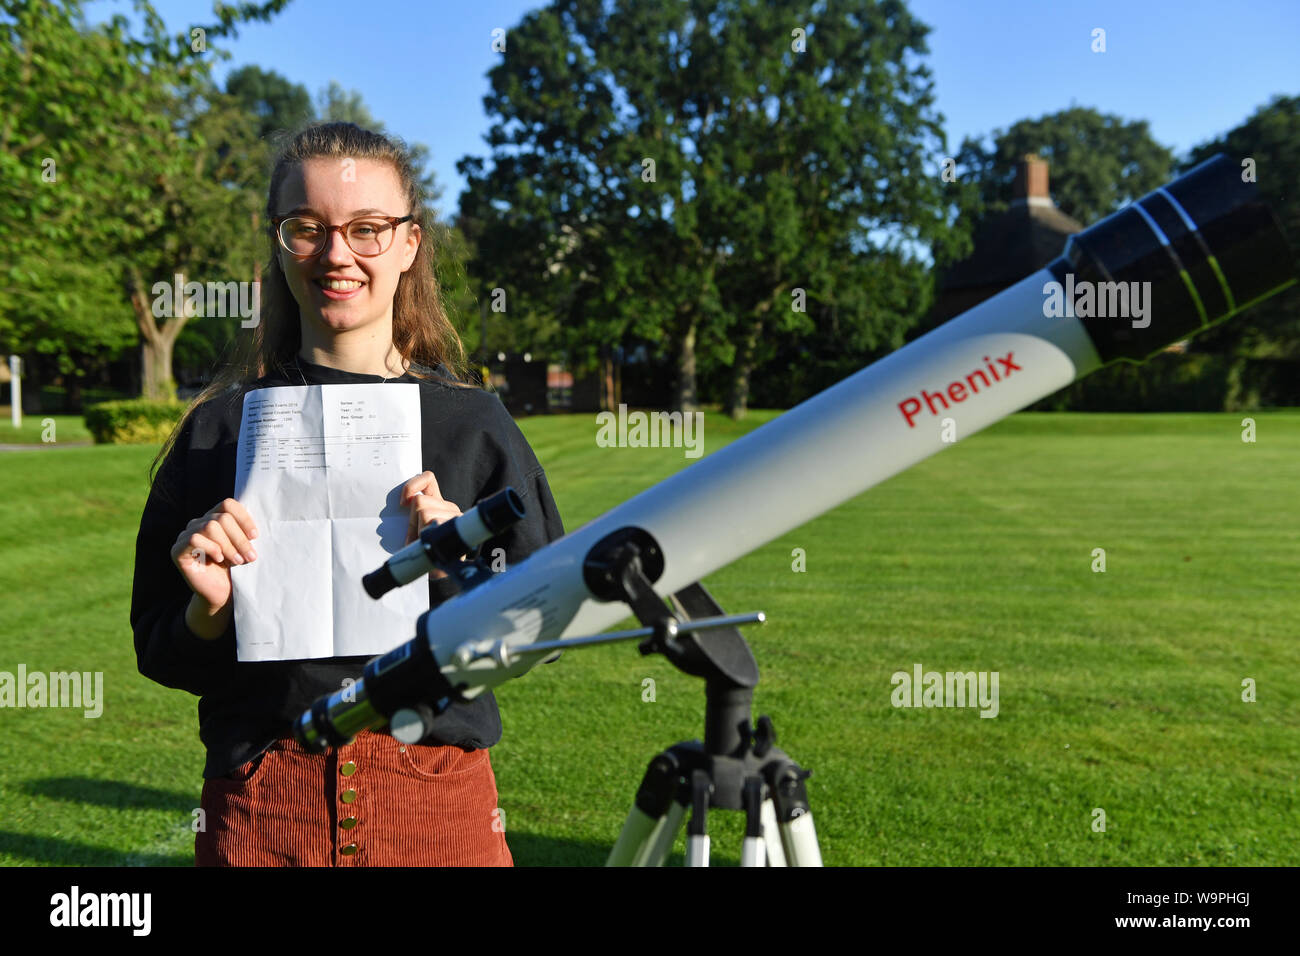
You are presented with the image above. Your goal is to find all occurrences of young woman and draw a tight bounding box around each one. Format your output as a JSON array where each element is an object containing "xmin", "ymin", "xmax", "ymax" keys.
[{"xmin": 130, "ymin": 122, "xmax": 565, "ymax": 866}]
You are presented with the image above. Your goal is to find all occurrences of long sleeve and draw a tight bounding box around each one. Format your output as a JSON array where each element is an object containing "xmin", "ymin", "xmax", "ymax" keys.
[
  {"xmin": 129, "ymin": 411, "xmax": 236, "ymax": 697},
  {"xmin": 474, "ymin": 397, "xmax": 566, "ymax": 568}
]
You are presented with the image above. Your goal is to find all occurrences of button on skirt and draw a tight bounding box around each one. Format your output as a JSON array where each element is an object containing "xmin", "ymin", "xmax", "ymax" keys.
[{"xmin": 195, "ymin": 730, "xmax": 513, "ymax": 866}]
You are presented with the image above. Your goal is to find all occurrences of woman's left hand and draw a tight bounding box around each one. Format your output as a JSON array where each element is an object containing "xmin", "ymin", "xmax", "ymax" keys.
[{"xmin": 401, "ymin": 472, "xmax": 463, "ymax": 578}]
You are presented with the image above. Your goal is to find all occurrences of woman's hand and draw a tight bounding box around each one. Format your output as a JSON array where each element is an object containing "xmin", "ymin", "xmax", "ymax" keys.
[
  {"xmin": 401, "ymin": 472, "xmax": 463, "ymax": 579},
  {"xmin": 170, "ymin": 497, "xmax": 259, "ymax": 613}
]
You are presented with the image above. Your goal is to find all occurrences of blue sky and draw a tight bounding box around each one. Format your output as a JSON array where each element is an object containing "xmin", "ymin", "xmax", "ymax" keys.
[{"xmin": 95, "ymin": 0, "xmax": 1299, "ymax": 221}]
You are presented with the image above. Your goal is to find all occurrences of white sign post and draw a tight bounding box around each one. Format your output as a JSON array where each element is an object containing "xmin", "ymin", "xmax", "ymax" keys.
[{"xmin": 8, "ymin": 355, "xmax": 19, "ymax": 429}]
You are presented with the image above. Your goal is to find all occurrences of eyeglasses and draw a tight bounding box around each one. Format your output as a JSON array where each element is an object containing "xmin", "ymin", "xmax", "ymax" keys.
[{"xmin": 271, "ymin": 214, "xmax": 414, "ymax": 259}]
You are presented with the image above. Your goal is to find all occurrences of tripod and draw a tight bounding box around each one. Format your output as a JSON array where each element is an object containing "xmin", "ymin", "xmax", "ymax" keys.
[{"xmin": 581, "ymin": 532, "xmax": 823, "ymax": 867}]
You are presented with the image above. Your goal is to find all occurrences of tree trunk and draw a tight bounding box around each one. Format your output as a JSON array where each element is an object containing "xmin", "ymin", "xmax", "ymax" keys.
[
  {"xmin": 675, "ymin": 319, "xmax": 698, "ymax": 413},
  {"xmin": 724, "ymin": 315, "xmax": 765, "ymax": 420},
  {"xmin": 130, "ymin": 267, "xmax": 186, "ymax": 401},
  {"xmin": 67, "ymin": 375, "xmax": 84, "ymax": 413},
  {"xmin": 140, "ymin": 336, "xmax": 178, "ymax": 402},
  {"xmin": 599, "ymin": 345, "xmax": 619, "ymax": 411}
]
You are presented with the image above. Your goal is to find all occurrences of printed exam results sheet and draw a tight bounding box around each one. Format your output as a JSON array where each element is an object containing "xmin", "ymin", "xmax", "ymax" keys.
[{"xmin": 230, "ymin": 383, "xmax": 428, "ymax": 661}]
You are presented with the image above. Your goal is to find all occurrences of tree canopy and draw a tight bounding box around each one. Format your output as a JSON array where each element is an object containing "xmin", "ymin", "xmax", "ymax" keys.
[
  {"xmin": 459, "ymin": 0, "xmax": 977, "ymax": 413},
  {"xmin": 0, "ymin": 0, "xmax": 290, "ymax": 400},
  {"xmin": 1, "ymin": 4, "xmax": 472, "ymax": 402}
]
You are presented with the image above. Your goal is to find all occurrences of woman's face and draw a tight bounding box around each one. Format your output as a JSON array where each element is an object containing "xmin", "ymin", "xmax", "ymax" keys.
[{"xmin": 274, "ymin": 157, "xmax": 421, "ymax": 340}]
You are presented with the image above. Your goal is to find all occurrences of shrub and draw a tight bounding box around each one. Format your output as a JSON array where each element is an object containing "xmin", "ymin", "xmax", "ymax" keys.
[
  {"xmin": 1028, "ymin": 352, "xmax": 1233, "ymax": 412},
  {"xmin": 83, "ymin": 399, "xmax": 186, "ymax": 444}
]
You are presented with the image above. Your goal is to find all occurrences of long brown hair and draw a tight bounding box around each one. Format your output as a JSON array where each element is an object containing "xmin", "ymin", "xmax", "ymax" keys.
[{"xmin": 151, "ymin": 121, "xmax": 473, "ymax": 485}]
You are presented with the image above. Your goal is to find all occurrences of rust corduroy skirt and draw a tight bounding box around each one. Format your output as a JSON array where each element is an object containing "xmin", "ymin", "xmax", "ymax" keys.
[{"xmin": 195, "ymin": 730, "xmax": 513, "ymax": 866}]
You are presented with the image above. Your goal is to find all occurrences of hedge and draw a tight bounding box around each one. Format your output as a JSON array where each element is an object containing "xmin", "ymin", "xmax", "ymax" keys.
[
  {"xmin": 83, "ymin": 399, "xmax": 186, "ymax": 445},
  {"xmin": 1028, "ymin": 353, "xmax": 1300, "ymax": 412}
]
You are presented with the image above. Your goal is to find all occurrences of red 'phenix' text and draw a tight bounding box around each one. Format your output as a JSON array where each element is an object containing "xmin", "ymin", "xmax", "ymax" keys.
[{"xmin": 898, "ymin": 352, "xmax": 1022, "ymax": 428}]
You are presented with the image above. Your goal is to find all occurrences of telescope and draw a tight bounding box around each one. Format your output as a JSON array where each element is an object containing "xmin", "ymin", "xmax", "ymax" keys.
[{"xmin": 296, "ymin": 154, "xmax": 1296, "ymax": 754}]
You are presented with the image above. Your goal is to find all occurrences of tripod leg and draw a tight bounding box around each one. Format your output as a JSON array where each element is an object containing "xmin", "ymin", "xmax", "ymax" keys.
[
  {"xmin": 642, "ymin": 800, "xmax": 687, "ymax": 867},
  {"xmin": 608, "ymin": 806, "xmax": 664, "ymax": 867},
  {"xmin": 759, "ymin": 797, "xmax": 787, "ymax": 867},
  {"xmin": 741, "ymin": 776, "xmax": 766, "ymax": 867},
  {"xmin": 779, "ymin": 808, "xmax": 822, "ymax": 867},
  {"xmin": 607, "ymin": 751, "xmax": 685, "ymax": 866},
  {"xmin": 770, "ymin": 761, "xmax": 823, "ymax": 867},
  {"xmin": 685, "ymin": 769, "xmax": 712, "ymax": 867}
]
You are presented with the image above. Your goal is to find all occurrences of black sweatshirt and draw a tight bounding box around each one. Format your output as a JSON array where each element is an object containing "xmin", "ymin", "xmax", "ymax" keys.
[{"xmin": 130, "ymin": 356, "xmax": 566, "ymax": 779}]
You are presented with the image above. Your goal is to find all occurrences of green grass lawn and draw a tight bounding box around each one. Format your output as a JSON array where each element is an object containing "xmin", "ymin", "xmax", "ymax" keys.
[
  {"xmin": 1, "ymin": 409, "xmax": 1296, "ymax": 866},
  {"xmin": 0, "ymin": 410, "xmax": 92, "ymax": 445}
]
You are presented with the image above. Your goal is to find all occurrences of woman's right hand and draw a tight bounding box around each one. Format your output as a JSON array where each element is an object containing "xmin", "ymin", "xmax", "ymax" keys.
[{"xmin": 170, "ymin": 498, "xmax": 259, "ymax": 612}]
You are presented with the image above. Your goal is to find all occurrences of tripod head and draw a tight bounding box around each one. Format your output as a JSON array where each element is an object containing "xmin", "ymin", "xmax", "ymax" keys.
[{"xmin": 582, "ymin": 527, "xmax": 761, "ymax": 758}]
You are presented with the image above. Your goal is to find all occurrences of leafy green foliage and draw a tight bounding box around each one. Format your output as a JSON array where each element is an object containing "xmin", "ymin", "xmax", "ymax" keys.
[
  {"xmin": 225, "ymin": 63, "xmax": 314, "ymax": 140},
  {"xmin": 459, "ymin": 0, "xmax": 977, "ymax": 411},
  {"xmin": 0, "ymin": 0, "xmax": 290, "ymax": 398}
]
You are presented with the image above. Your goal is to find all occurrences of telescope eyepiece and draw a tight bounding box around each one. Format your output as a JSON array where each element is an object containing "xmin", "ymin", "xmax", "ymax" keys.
[
  {"xmin": 479, "ymin": 488, "xmax": 526, "ymax": 536},
  {"xmin": 362, "ymin": 486, "xmax": 528, "ymax": 599}
]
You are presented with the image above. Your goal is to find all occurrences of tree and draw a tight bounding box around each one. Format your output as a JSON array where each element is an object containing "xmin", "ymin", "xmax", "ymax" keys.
[
  {"xmin": 316, "ymin": 80, "xmax": 382, "ymax": 129},
  {"xmin": 460, "ymin": 0, "xmax": 974, "ymax": 414},
  {"xmin": 0, "ymin": 0, "xmax": 169, "ymax": 398},
  {"xmin": 0, "ymin": 0, "xmax": 290, "ymax": 402},
  {"xmin": 954, "ymin": 106, "xmax": 1176, "ymax": 227},
  {"xmin": 225, "ymin": 64, "xmax": 314, "ymax": 140},
  {"xmin": 136, "ymin": 81, "xmax": 270, "ymax": 394}
]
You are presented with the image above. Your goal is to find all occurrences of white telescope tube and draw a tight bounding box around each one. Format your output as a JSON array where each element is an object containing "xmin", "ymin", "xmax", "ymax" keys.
[
  {"xmin": 423, "ymin": 152, "xmax": 1296, "ymax": 697},
  {"xmin": 434, "ymin": 274, "xmax": 1098, "ymax": 691}
]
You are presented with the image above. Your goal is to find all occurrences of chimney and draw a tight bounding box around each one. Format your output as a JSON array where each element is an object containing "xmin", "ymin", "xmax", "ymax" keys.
[{"xmin": 1012, "ymin": 154, "xmax": 1050, "ymax": 207}]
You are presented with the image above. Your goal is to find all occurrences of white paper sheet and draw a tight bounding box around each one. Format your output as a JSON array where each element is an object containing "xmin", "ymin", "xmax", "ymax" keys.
[{"xmin": 229, "ymin": 383, "xmax": 428, "ymax": 661}]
